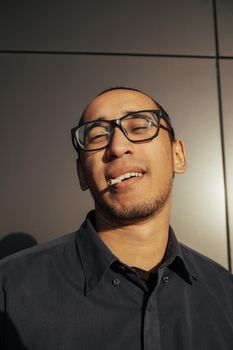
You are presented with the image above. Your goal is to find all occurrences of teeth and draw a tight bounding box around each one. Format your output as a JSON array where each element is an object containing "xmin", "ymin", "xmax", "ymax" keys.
[{"xmin": 107, "ymin": 172, "xmax": 143, "ymax": 186}]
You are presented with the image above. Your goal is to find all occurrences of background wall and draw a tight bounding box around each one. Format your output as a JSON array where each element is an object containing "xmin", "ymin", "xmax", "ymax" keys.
[{"xmin": 0, "ymin": 0, "xmax": 232, "ymax": 271}]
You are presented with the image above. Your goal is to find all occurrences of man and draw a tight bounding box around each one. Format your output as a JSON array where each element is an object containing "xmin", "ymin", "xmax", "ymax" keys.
[{"xmin": 0, "ymin": 87, "xmax": 233, "ymax": 349}]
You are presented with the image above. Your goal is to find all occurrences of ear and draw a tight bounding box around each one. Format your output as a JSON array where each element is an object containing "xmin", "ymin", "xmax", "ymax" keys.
[
  {"xmin": 76, "ymin": 158, "xmax": 89, "ymax": 191},
  {"xmin": 172, "ymin": 139, "xmax": 187, "ymax": 174}
]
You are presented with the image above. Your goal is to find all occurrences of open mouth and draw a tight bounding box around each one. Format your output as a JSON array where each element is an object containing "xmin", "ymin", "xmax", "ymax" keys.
[{"xmin": 107, "ymin": 172, "xmax": 143, "ymax": 186}]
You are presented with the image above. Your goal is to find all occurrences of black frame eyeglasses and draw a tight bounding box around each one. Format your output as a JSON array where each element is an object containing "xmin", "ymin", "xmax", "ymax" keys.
[{"xmin": 71, "ymin": 109, "xmax": 175, "ymax": 152}]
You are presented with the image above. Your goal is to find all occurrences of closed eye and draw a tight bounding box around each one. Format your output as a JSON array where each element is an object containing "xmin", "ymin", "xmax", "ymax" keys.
[
  {"xmin": 87, "ymin": 130, "xmax": 109, "ymax": 144},
  {"xmin": 131, "ymin": 126, "xmax": 149, "ymax": 133}
]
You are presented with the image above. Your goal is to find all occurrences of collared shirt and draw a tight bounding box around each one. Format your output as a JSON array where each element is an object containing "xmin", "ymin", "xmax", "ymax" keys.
[{"xmin": 0, "ymin": 211, "xmax": 233, "ymax": 349}]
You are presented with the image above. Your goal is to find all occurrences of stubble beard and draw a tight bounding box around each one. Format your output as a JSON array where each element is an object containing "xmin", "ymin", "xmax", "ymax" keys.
[{"xmin": 94, "ymin": 177, "xmax": 173, "ymax": 224}]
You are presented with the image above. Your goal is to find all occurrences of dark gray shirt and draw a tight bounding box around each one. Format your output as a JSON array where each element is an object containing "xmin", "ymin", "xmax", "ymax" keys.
[{"xmin": 0, "ymin": 211, "xmax": 233, "ymax": 349}]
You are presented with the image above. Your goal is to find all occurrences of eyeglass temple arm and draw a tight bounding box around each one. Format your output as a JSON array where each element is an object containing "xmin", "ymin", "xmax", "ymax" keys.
[{"xmin": 160, "ymin": 122, "xmax": 175, "ymax": 139}]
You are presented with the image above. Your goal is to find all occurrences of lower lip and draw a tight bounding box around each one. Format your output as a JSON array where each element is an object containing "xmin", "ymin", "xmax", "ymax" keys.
[{"xmin": 109, "ymin": 175, "xmax": 144, "ymax": 190}]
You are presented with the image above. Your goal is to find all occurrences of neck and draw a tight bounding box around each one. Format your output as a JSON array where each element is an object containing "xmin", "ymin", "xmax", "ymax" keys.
[{"xmin": 95, "ymin": 202, "xmax": 171, "ymax": 272}]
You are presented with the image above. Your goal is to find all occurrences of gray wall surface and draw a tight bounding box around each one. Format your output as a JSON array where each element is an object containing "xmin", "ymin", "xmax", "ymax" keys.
[{"xmin": 0, "ymin": 0, "xmax": 232, "ymax": 270}]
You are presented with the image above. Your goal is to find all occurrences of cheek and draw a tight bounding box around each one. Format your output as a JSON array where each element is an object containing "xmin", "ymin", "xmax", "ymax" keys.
[
  {"xmin": 82, "ymin": 155, "xmax": 105, "ymax": 187},
  {"xmin": 148, "ymin": 144, "xmax": 174, "ymax": 178}
]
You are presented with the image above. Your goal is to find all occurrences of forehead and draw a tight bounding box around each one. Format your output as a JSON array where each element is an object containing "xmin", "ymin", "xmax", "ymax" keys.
[{"xmin": 82, "ymin": 90, "xmax": 158, "ymax": 123}]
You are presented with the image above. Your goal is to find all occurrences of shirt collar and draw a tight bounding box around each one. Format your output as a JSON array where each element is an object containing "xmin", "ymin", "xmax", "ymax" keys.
[
  {"xmin": 75, "ymin": 212, "xmax": 197, "ymax": 295},
  {"xmin": 160, "ymin": 226, "xmax": 198, "ymax": 283},
  {"xmin": 75, "ymin": 211, "xmax": 116, "ymax": 295}
]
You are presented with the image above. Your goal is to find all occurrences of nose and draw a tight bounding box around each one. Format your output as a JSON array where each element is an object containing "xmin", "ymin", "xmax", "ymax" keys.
[{"xmin": 105, "ymin": 127, "xmax": 134, "ymax": 159}]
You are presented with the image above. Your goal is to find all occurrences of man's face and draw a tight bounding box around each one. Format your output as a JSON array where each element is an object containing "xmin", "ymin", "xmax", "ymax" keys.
[{"xmin": 77, "ymin": 89, "xmax": 186, "ymax": 223}]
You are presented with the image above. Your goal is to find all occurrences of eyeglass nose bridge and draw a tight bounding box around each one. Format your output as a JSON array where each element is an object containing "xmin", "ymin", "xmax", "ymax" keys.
[{"xmin": 108, "ymin": 117, "xmax": 129, "ymax": 142}]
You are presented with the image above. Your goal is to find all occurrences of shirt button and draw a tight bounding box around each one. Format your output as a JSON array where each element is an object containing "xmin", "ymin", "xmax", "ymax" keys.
[
  {"xmin": 162, "ymin": 276, "xmax": 169, "ymax": 283},
  {"xmin": 119, "ymin": 265, "xmax": 126, "ymax": 271},
  {"xmin": 112, "ymin": 278, "xmax": 120, "ymax": 285},
  {"xmin": 147, "ymin": 303, "xmax": 153, "ymax": 312}
]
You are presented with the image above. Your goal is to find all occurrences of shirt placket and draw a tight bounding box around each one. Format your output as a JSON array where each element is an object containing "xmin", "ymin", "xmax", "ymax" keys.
[{"xmin": 143, "ymin": 267, "xmax": 168, "ymax": 350}]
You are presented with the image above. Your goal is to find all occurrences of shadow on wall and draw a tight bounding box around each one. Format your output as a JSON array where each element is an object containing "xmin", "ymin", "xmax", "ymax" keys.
[{"xmin": 0, "ymin": 233, "xmax": 37, "ymax": 259}]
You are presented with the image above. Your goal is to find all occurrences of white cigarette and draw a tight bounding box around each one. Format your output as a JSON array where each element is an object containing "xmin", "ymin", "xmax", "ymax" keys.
[{"xmin": 107, "ymin": 178, "xmax": 122, "ymax": 186}]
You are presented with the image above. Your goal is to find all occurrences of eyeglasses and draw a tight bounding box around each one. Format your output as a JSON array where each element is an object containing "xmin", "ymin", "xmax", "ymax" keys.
[{"xmin": 71, "ymin": 109, "xmax": 175, "ymax": 152}]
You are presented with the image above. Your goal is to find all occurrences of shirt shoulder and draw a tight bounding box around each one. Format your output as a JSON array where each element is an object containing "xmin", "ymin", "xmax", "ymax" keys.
[
  {"xmin": 0, "ymin": 232, "xmax": 78, "ymax": 279},
  {"xmin": 180, "ymin": 242, "xmax": 230, "ymax": 271},
  {"xmin": 179, "ymin": 242, "xmax": 233, "ymax": 300}
]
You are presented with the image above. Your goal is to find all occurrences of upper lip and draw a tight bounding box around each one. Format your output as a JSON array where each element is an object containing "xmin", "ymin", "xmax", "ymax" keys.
[{"xmin": 105, "ymin": 165, "xmax": 146, "ymax": 180}]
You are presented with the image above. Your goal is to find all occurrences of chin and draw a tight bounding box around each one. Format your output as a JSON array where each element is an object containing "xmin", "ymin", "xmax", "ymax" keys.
[
  {"xmin": 93, "ymin": 176, "xmax": 173, "ymax": 223},
  {"xmin": 98, "ymin": 194, "xmax": 171, "ymax": 223}
]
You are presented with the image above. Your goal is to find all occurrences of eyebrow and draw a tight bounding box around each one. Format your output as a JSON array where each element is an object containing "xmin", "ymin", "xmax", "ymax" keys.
[
  {"xmin": 80, "ymin": 116, "xmax": 107, "ymax": 125},
  {"xmin": 85, "ymin": 110, "xmax": 146, "ymax": 123}
]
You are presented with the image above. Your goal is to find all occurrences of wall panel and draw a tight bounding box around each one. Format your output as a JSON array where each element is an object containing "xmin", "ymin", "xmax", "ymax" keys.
[
  {"xmin": 0, "ymin": 0, "xmax": 214, "ymax": 55},
  {"xmin": 220, "ymin": 60, "xmax": 233, "ymax": 269},
  {"xmin": 217, "ymin": 0, "xmax": 233, "ymax": 56}
]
